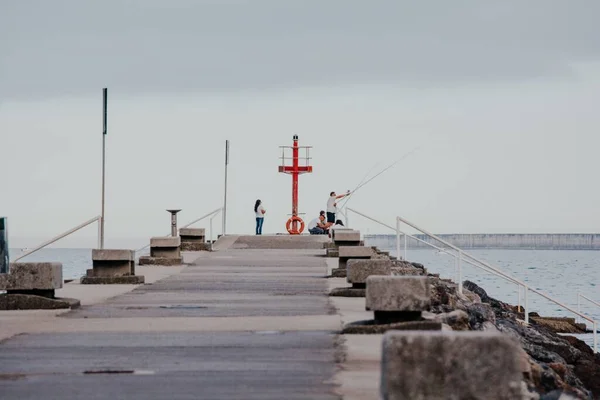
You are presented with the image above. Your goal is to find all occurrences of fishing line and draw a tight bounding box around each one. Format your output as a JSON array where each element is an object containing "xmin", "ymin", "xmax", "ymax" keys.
[{"xmin": 338, "ymin": 146, "xmax": 421, "ymax": 214}]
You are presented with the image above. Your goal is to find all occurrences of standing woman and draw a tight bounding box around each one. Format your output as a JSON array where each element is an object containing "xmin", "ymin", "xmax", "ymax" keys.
[{"xmin": 254, "ymin": 199, "xmax": 266, "ymax": 235}]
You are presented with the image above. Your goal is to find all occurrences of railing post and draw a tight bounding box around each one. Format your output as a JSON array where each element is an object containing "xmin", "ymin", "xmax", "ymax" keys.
[
  {"xmin": 524, "ymin": 286, "xmax": 529, "ymax": 324},
  {"xmin": 454, "ymin": 253, "xmax": 459, "ymax": 285},
  {"xmin": 517, "ymin": 284, "xmax": 522, "ymax": 313},
  {"xmin": 404, "ymin": 233, "xmax": 408, "ymax": 261},
  {"xmin": 594, "ymin": 321, "xmax": 598, "ymax": 354},
  {"xmin": 577, "ymin": 291, "xmax": 580, "ymax": 324},
  {"xmin": 395, "ymin": 218, "xmax": 401, "ymax": 261},
  {"xmin": 97, "ymin": 217, "xmax": 102, "ymax": 249},
  {"xmin": 458, "ymin": 251, "xmax": 463, "ymax": 294}
]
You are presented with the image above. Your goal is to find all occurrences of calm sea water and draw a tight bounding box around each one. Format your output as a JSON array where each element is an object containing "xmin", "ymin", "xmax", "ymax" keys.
[{"xmin": 7, "ymin": 247, "xmax": 599, "ymax": 348}]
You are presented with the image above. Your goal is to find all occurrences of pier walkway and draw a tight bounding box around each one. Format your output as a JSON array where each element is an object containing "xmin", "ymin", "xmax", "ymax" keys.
[{"xmin": 0, "ymin": 235, "xmax": 376, "ymax": 399}]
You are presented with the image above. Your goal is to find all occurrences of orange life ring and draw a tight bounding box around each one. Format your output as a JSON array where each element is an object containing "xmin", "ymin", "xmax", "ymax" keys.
[{"xmin": 286, "ymin": 216, "xmax": 305, "ymax": 235}]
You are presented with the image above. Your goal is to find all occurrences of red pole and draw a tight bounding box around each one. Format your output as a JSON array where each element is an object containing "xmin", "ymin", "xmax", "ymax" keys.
[{"xmin": 292, "ymin": 135, "xmax": 299, "ymax": 232}]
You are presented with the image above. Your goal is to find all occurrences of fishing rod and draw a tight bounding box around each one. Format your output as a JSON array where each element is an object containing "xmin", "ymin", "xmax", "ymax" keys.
[
  {"xmin": 338, "ymin": 146, "xmax": 421, "ymax": 213},
  {"xmin": 336, "ymin": 162, "xmax": 380, "ymax": 214}
]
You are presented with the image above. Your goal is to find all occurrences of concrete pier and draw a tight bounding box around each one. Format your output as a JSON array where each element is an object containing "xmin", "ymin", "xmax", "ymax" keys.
[{"xmin": 0, "ymin": 234, "xmax": 594, "ymax": 399}]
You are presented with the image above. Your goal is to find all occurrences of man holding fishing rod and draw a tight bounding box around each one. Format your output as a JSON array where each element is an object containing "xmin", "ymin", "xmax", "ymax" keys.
[{"xmin": 326, "ymin": 190, "xmax": 351, "ymax": 224}]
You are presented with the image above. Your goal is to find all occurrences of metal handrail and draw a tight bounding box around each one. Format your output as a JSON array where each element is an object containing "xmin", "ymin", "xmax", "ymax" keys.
[
  {"xmin": 135, "ymin": 207, "xmax": 222, "ymax": 253},
  {"xmin": 577, "ymin": 292, "xmax": 600, "ymax": 323},
  {"xmin": 12, "ymin": 216, "xmax": 102, "ymax": 263},
  {"xmin": 346, "ymin": 208, "xmax": 597, "ymax": 353},
  {"xmin": 347, "ymin": 208, "xmax": 523, "ymax": 307}
]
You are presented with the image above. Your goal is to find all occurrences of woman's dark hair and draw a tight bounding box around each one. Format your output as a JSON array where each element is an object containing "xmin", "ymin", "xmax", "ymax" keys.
[
  {"xmin": 254, "ymin": 199, "xmax": 261, "ymax": 212},
  {"xmin": 335, "ymin": 219, "xmax": 344, "ymax": 226}
]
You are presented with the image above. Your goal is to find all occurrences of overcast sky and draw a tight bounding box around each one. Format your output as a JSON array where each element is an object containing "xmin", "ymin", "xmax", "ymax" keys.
[{"xmin": 1, "ymin": 1, "xmax": 600, "ymax": 248}]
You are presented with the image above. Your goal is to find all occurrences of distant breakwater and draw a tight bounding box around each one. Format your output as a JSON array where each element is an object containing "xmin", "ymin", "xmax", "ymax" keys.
[{"xmin": 364, "ymin": 233, "xmax": 600, "ymax": 250}]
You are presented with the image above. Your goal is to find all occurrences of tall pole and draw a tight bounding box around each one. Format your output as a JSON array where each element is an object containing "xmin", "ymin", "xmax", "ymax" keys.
[
  {"xmin": 100, "ymin": 88, "xmax": 107, "ymax": 249},
  {"xmin": 292, "ymin": 135, "xmax": 299, "ymax": 232},
  {"xmin": 222, "ymin": 140, "xmax": 229, "ymax": 235}
]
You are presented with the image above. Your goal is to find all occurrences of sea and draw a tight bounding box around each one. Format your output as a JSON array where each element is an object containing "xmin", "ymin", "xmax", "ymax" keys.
[{"xmin": 7, "ymin": 246, "xmax": 599, "ymax": 349}]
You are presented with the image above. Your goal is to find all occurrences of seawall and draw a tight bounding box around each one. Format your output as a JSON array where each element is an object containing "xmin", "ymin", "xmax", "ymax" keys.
[{"xmin": 364, "ymin": 233, "xmax": 600, "ymax": 250}]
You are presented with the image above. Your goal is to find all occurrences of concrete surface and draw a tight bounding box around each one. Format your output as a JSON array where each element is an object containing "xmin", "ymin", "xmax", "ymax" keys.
[{"xmin": 0, "ymin": 236, "xmax": 362, "ymax": 400}]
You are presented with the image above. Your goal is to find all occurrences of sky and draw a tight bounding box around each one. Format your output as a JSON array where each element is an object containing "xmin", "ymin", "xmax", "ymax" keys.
[{"xmin": 1, "ymin": 1, "xmax": 600, "ymax": 248}]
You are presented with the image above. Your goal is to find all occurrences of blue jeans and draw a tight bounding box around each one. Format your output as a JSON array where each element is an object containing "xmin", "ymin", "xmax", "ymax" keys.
[{"xmin": 256, "ymin": 217, "xmax": 264, "ymax": 235}]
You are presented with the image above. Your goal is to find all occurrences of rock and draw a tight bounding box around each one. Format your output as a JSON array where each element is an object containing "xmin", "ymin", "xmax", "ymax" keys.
[
  {"xmin": 465, "ymin": 303, "xmax": 496, "ymax": 330},
  {"xmin": 432, "ymin": 310, "xmax": 470, "ymax": 331}
]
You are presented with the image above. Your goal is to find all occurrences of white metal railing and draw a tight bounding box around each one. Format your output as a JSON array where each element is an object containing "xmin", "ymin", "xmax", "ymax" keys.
[
  {"xmin": 578, "ymin": 292, "xmax": 600, "ymax": 323},
  {"xmin": 135, "ymin": 207, "xmax": 222, "ymax": 253},
  {"xmin": 346, "ymin": 208, "xmax": 598, "ymax": 353},
  {"xmin": 12, "ymin": 216, "xmax": 102, "ymax": 263}
]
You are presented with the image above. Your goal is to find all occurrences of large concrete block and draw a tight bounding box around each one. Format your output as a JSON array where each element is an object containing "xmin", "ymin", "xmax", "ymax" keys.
[
  {"xmin": 91, "ymin": 249, "xmax": 135, "ymax": 261},
  {"xmin": 339, "ymin": 246, "xmax": 374, "ymax": 258},
  {"xmin": 366, "ymin": 276, "xmax": 430, "ymax": 311},
  {"xmin": 150, "ymin": 236, "xmax": 181, "ymax": 248},
  {"xmin": 179, "ymin": 228, "xmax": 206, "ymax": 243},
  {"xmin": 347, "ymin": 259, "xmax": 391, "ymax": 284},
  {"xmin": 90, "ymin": 249, "xmax": 136, "ymax": 278},
  {"xmin": 380, "ymin": 330, "xmax": 523, "ymax": 399},
  {"xmin": 333, "ymin": 230, "xmax": 360, "ymax": 242},
  {"xmin": 0, "ymin": 263, "xmax": 63, "ymax": 290}
]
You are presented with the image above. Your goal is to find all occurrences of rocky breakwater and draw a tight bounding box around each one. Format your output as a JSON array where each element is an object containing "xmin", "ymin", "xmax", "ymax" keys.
[{"xmin": 334, "ymin": 249, "xmax": 599, "ymax": 398}]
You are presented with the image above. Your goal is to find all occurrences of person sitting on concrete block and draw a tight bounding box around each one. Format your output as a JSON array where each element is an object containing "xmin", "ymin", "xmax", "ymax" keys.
[{"xmin": 308, "ymin": 211, "xmax": 330, "ymax": 235}]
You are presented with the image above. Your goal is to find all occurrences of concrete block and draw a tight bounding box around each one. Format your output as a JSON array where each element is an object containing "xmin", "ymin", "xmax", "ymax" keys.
[
  {"xmin": 150, "ymin": 236, "xmax": 181, "ymax": 248},
  {"xmin": 380, "ymin": 330, "xmax": 523, "ymax": 399},
  {"xmin": 179, "ymin": 228, "xmax": 206, "ymax": 243},
  {"xmin": 366, "ymin": 276, "xmax": 430, "ymax": 312},
  {"xmin": 347, "ymin": 259, "xmax": 391, "ymax": 284},
  {"xmin": 90, "ymin": 249, "xmax": 136, "ymax": 278},
  {"xmin": 333, "ymin": 230, "xmax": 360, "ymax": 242},
  {"xmin": 180, "ymin": 242, "xmax": 212, "ymax": 252},
  {"xmin": 339, "ymin": 246, "xmax": 374, "ymax": 258},
  {"xmin": 0, "ymin": 263, "xmax": 63, "ymax": 290},
  {"xmin": 326, "ymin": 248, "xmax": 339, "ymax": 257},
  {"xmin": 91, "ymin": 249, "xmax": 135, "ymax": 261},
  {"xmin": 80, "ymin": 276, "xmax": 145, "ymax": 285},
  {"xmin": 139, "ymin": 256, "xmax": 183, "ymax": 266}
]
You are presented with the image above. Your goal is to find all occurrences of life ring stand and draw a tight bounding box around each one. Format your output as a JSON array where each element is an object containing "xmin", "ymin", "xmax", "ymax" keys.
[{"xmin": 286, "ymin": 215, "xmax": 305, "ymax": 235}]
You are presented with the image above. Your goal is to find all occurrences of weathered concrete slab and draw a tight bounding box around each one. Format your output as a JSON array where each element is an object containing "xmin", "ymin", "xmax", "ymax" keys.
[
  {"xmin": 0, "ymin": 294, "xmax": 79, "ymax": 310},
  {"xmin": 229, "ymin": 235, "xmax": 330, "ymax": 250},
  {"xmin": 332, "ymin": 230, "xmax": 360, "ymax": 242},
  {"xmin": 365, "ymin": 276, "xmax": 430, "ymax": 311},
  {"xmin": 380, "ymin": 330, "xmax": 523, "ymax": 399},
  {"xmin": 150, "ymin": 236, "xmax": 181, "ymax": 248},
  {"xmin": 325, "ymin": 248, "xmax": 339, "ymax": 257},
  {"xmin": 179, "ymin": 228, "xmax": 205, "ymax": 239},
  {"xmin": 0, "ymin": 263, "xmax": 63, "ymax": 290},
  {"xmin": 138, "ymin": 256, "xmax": 183, "ymax": 266},
  {"xmin": 347, "ymin": 259, "xmax": 391, "ymax": 284},
  {"xmin": 181, "ymin": 242, "xmax": 211, "ymax": 252},
  {"xmin": 92, "ymin": 249, "xmax": 135, "ymax": 261},
  {"xmin": 338, "ymin": 246, "xmax": 374, "ymax": 258},
  {"xmin": 0, "ymin": 331, "xmax": 340, "ymax": 400},
  {"xmin": 80, "ymin": 276, "xmax": 145, "ymax": 285}
]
